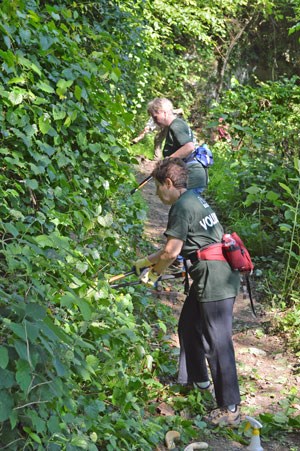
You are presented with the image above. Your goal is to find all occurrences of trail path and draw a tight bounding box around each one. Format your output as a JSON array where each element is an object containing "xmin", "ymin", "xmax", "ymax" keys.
[{"xmin": 135, "ymin": 158, "xmax": 300, "ymax": 451}]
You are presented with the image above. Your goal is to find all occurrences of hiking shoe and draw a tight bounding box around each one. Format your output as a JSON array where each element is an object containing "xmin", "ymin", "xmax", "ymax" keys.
[{"xmin": 205, "ymin": 406, "xmax": 241, "ymax": 427}]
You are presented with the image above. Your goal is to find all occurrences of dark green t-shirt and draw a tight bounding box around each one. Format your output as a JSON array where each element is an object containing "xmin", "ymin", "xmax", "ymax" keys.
[
  {"xmin": 163, "ymin": 117, "xmax": 207, "ymax": 191},
  {"xmin": 164, "ymin": 190, "xmax": 240, "ymax": 302},
  {"xmin": 163, "ymin": 117, "xmax": 194, "ymax": 157}
]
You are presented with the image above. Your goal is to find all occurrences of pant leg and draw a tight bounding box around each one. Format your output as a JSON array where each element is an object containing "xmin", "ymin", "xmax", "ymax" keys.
[
  {"xmin": 177, "ymin": 285, "xmax": 209, "ymax": 384},
  {"xmin": 200, "ymin": 298, "xmax": 241, "ymax": 407}
]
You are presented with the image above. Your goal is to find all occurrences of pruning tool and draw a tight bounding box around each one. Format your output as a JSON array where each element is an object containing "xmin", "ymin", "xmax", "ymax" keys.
[
  {"xmin": 130, "ymin": 175, "xmax": 153, "ymax": 195},
  {"xmin": 108, "ymin": 266, "xmax": 186, "ymax": 289}
]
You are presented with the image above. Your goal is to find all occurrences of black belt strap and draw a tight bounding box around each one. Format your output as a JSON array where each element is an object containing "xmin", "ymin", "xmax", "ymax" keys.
[
  {"xmin": 183, "ymin": 258, "xmax": 190, "ymax": 294},
  {"xmin": 245, "ymin": 274, "xmax": 257, "ymax": 317}
]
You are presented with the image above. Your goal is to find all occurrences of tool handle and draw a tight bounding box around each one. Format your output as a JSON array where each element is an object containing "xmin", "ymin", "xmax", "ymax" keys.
[
  {"xmin": 108, "ymin": 269, "xmax": 136, "ymax": 283},
  {"xmin": 130, "ymin": 175, "xmax": 153, "ymax": 195},
  {"xmin": 108, "ymin": 265, "xmax": 152, "ymax": 283}
]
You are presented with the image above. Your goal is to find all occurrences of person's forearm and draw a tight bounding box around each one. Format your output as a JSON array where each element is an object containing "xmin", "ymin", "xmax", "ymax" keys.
[
  {"xmin": 170, "ymin": 142, "xmax": 194, "ymax": 159},
  {"xmin": 147, "ymin": 247, "xmax": 179, "ymax": 274}
]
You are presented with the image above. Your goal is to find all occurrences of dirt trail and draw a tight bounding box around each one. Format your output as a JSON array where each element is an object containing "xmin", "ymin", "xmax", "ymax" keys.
[{"xmin": 135, "ymin": 158, "xmax": 300, "ymax": 451}]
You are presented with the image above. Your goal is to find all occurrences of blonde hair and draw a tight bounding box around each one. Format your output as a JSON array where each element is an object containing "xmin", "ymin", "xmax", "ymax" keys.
[{"xmin": 147, "ymin": 98, "xmax": 173, "ymax": 115}]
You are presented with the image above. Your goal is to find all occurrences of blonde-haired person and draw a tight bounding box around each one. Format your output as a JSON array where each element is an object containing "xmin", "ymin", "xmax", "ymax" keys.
[
  {"xmin": 147, "ymin": 98, "xmax": 207, "ymax": 194},
  {"xmin": 132, "ymin": 107, "xmax": 184, "ymax": 160}
]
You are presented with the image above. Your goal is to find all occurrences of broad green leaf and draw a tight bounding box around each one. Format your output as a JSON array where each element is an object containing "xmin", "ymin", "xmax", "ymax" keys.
[
  {"xmin": 30, "ymin": 163, "xmax": 45, "ymax": 175},
  {"xmin": 0, "ymin": 390, "xmax": 13, "ymax": 421},
  {"xmin": 74, "ymin": 84, "xmax": 82, "ymax": 100},
  {"xmin": 9, "ymin": 410, "xmax": 18, "ymax": 430},
  {"xmin": 14, "ymin": 341, "xmax": 27, "ymax": 360},
  {"xmin": 0, "ymin": 49, "xmax": 15, "ymax": 66},
  {"xmin": 19, "ymin": 28, "xmax": 31, "ymax": 43},
  {"xmin": 42, "ymin": 317, "xmax": 72, "ymax": 344},
  {"xmin": 40, "ymin": 35, "xmax": 55, "ymax": 50},
  {"xmin": 36, "ymin": 140, "xmax": 56, "ymax": 156},
  {"xmin": 60, "ymin": 292, "xmax": 78, "ymax": 308},
  {"xmin": 4, "ymin": 35, "xmax": 12, "ymax": 49},
  {"xmin": 85, "ymin": 403, "xmax": 103, "ymax": 419},
  {"xmin": 36, "ymin": 81, "xmax": 55, "ymax": 93},
  {"xmin": 34, "ymin": 234, "xmax": 53, "ymax": 247},
  {"xmin": 56, "ymin": 79, "xmax": 73, "ymax": 90},
  {"xmin": 279, "ymin": 223, "xmax": 292, "ymax": 231},
  {"xmin": 16, "ymin": 360, "xmax": 31, "ymax": 392},
  {"xmin": 89, "ymin": 143, "xmax": 101, "ymax": 153},
  {"xmin": 8, "ymin": 90, "xmax": 23, "ymax": 105},
  {"xmin": 25, "ymin": 303, "xmax": 47, "ymax": 320},
  {"xmin": 23, "ymin": 428, "xmax": 42, "ymax": 444},
  {"xmin": 25, "ymin": 179, "xmax": 39, "ymax": 189},
  {"xmin": 17, "ymin": 55, "xmax": 41, "ymax": 75},
  {"xmin": 2, "ymin": 222, "xmax": 19, "ymax": 237},
  {"xmin": 86, "ymin": 355, "xmax": 99, "ymax": 369},
  {"xmin": 0, "ymin": 368, "xmax": 14, "ymax": 388},
  {"xmin": 279, "ymin": 183, "xmax": 292, "ymax": 194},
  {"xmin": 266, "ymin": 190, "xmax": 279, "ymax": 201},
  {"xmin": 8, "ymin": 322, "xmax": 26, "ymax": 340},
  {"xmin": 0, "ymin": 346, "xmax": 9, "ymax": 369},
  {"xmin": 47, "ymin": 415, "xmax": 61, "ymax": 434},
  {"xmin": 245, "ymin": 185, "xmax": 261, "ymax": 194},
  {"xmin": 52, "ymin": 107, "xmax": 66, "ymax": 120},
  {"xmin": 4, "ymin": 156, "xmax": 26, "ymax": 168},
  {"xmin": 97, "ymin": 213, "xmax": 113, "ymax": 227},
  {"xmin": 76, "ymin": 261, "xmax": 89, "ymax": 274},
  {"xmin": 26, "ymin": 410, "xmax": 46, "ymax": 434},
  {"xmin": 60, "ymin": 292, "xmax": 91, "ymax": 320},
  {"xmin": 8, "ymin": 76, "xmax": 26, "ymax": 85},
  {"xmin": 53, "ymin": 357, "xmax": 68, "ymax": 377},
  {"xmin": 70, "ymin": 436, "xmax": 90, "ymax": 448},
  {"xmin": 99, "ymin": 151, "xmax": 110, "ymax": 162},
  {"xmin": 28, "ymin": 10, "xmax": 40, "ymax": 22},
  {"xmin": 50, "ymin": 12, "xmax": 60, "ymax": 21},
  {"xmin": 77, "ymin": 299, "xmax": 92, "ymax": 321},
  {"xmin": 38, "ymin": 115, "xmax": 51, "ymax": 134}
]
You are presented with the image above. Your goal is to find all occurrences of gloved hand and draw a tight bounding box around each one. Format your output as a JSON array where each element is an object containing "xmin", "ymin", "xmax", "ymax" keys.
[
  {"xmin": 133, "ymin": 256, "xmax": 152, "ymax": 275},
  {"xmin": 139, "ymin": 267, "xmax": 160, "ymax": 288}
]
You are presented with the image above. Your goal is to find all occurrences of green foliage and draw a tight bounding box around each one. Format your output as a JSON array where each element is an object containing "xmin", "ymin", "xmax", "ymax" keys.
[
  {"xmin": 0, "ymin": 0, "xmax": 180, "ymax": 447},
  {"xmin": 0, "ymin": 0, "xmax": 300, "ymax": 447},
  {"xmin": 207, "ymin": 77, "xmax": 300, "ymax": 296},
  {"xmin": 259, "ymin": 390, "xmax": 300, "ymax": 436}
]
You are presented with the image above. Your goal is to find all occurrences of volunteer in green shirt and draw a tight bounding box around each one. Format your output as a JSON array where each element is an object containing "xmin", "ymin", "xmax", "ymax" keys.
[
  {"xmin": 133, "ymin": 158, "xmax": 241, "ymax": 427},
  {"xmin": 147, "ymin": 97, "xmax": 207, "ymax": 193}
]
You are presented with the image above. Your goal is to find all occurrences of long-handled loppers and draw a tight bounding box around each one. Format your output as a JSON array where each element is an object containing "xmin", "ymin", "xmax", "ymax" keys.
[
  {"xmin": 108, "ymin": 267, "xmax": 186, "ymax": 289},
  {"xmin": 130, "ymin": 175, "xmax": 153, "ymax": 195}
]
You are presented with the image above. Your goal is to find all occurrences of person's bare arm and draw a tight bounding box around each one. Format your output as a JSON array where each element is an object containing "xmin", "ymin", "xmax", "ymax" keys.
[
  {"xmin": 169, "ymin": 141, "xmax": 194, "ymax": 159},
  {"xmin": 132, "ymin": 126, "xmax": 151, "ymax": 143},
  {"xmin": 147, "ymin": 237, "xmax": 184, "ymax": 274}
]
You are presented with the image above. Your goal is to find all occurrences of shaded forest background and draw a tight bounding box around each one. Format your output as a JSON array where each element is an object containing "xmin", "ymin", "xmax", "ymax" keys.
[{"xmin": 0, "ymin": 0, "xmax": 299, "ymax": 449}]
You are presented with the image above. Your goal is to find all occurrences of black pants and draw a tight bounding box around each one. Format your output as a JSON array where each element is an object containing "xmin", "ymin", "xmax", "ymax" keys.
[{"xmin": 178, "ymin": 284, "xmax": 241, "ymax": 408}]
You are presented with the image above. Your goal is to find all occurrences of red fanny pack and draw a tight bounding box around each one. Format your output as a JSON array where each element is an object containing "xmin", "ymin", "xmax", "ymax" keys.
[
  {"xmin": 189, "ymin": 233, "xmax": 254, "ymax": 273},
  {"xmin": 192, "ymin": 243, "xmax": 226, "ymax": 263},
  {"xmin": 222, "ymin": 232, "xmax": 254, "ymax": 272}
]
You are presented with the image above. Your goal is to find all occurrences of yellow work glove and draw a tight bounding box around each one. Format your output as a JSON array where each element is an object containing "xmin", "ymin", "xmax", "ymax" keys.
[
  {"xmin": 139, "ymin": 267, "xmax": 160, "ymax": 288},
  {"xmin": 133, "ymin": 256, "xmax": 152, "ymax": 275}
]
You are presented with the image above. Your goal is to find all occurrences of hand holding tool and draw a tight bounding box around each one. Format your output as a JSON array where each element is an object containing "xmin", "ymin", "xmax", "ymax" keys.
[
  {"xmin": 133, "ymin": 256, "xmax": 152, "ymax": 275},
  {"xmin": 139, "ymin": 267, "xmax": 160, "ymax": 287}
]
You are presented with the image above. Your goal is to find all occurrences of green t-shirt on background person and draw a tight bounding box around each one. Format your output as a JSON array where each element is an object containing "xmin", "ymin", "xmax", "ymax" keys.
[{"xmin": 163, "ymin": 118, "xmax": 207, "ymax": 191}]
